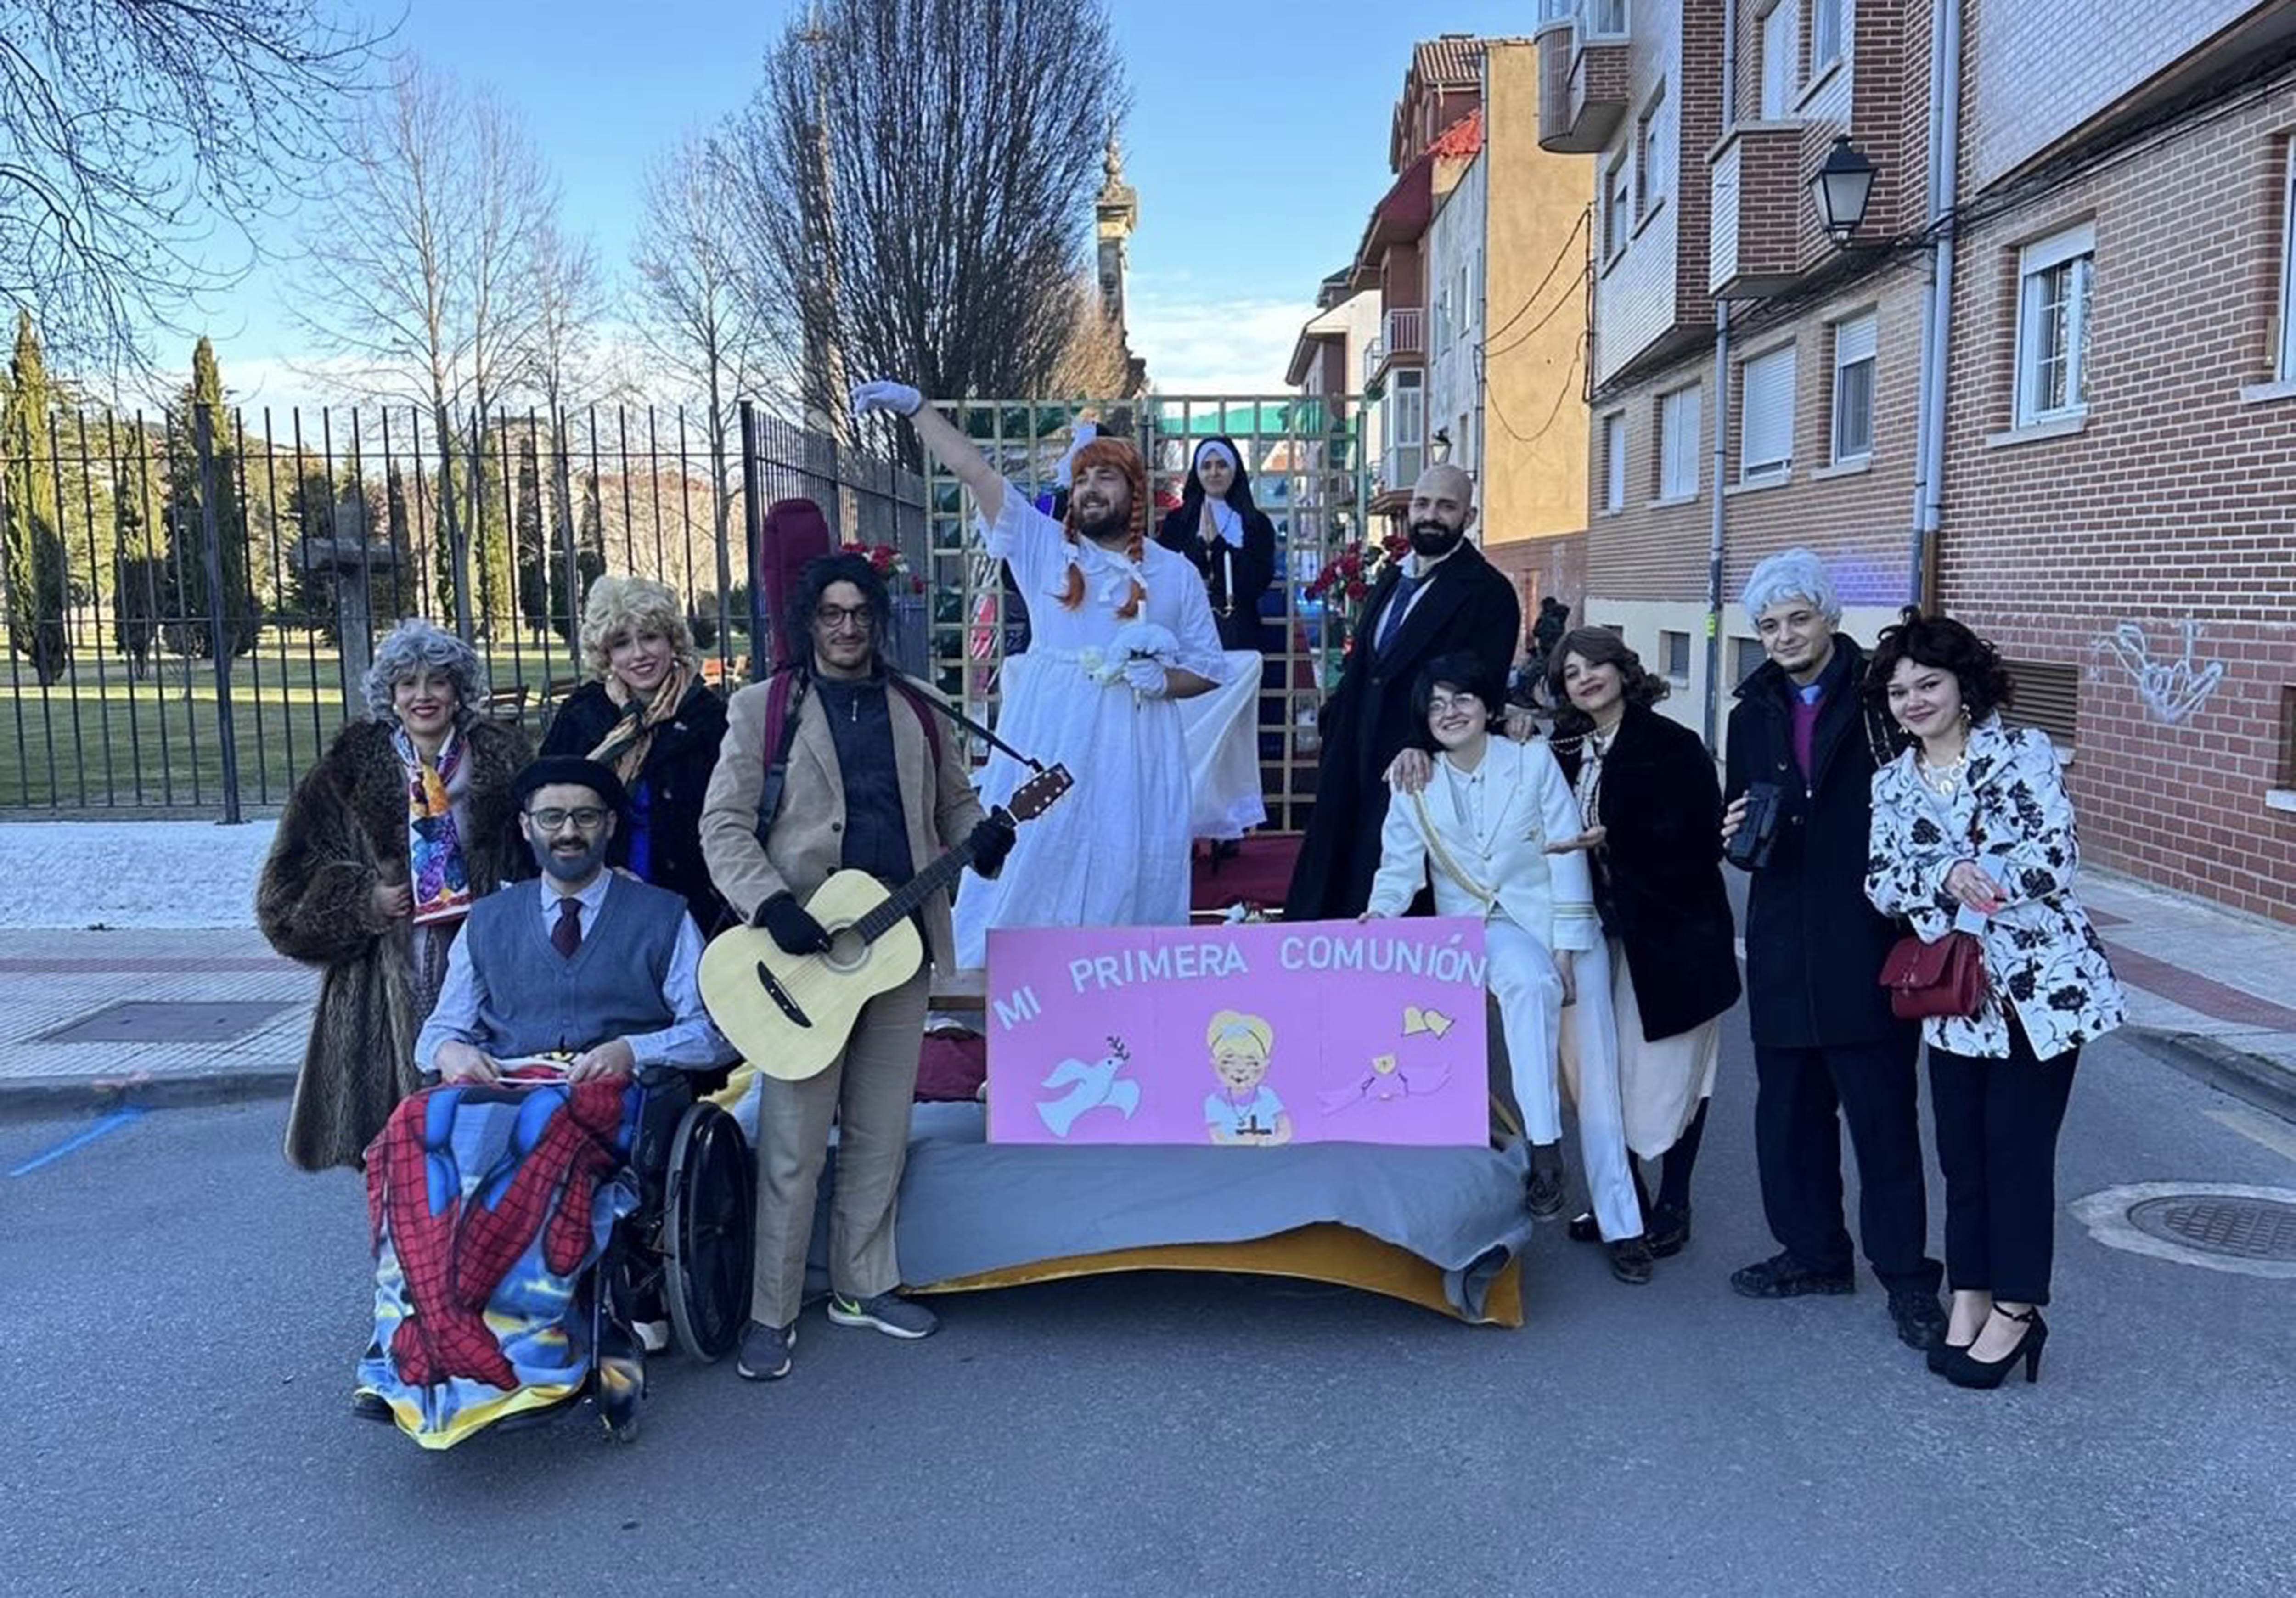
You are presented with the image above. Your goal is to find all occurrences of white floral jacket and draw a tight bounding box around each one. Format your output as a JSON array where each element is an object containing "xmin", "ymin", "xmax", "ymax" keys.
[{"xmin": 1864, "ymin": 718, "xmax": 2125, "ymax": 1061}]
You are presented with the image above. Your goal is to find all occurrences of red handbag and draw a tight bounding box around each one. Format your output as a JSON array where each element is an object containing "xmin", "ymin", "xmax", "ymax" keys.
[{"xmin": 1879, "ymin": 930, "xmax": 1990, "ymax": 1020}]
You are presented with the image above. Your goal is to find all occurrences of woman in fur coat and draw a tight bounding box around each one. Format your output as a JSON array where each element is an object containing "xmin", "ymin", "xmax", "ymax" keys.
[{"xmin": 256, "ymin": 620, "xmax": 530, "ymax": 1172}]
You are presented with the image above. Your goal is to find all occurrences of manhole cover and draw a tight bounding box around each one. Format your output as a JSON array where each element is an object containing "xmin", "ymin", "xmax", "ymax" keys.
[
  {"xmin": 39, "ymin": 1001, "xmax": 292, "ymax": 1045},
  {"xmin": 2125, "ymin": 1195, "xmax": 2296, "ymax": 1262}
]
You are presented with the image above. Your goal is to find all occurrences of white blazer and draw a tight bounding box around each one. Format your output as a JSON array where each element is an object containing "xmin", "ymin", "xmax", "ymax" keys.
[{"xmin": 1367, "ymin": 737, "xmax": 1599, "ymax": 951}]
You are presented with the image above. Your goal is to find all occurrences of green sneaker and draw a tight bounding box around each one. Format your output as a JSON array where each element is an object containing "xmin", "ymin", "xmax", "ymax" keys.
[{"xmin": 827, "ymin": 1292, "xmax": 939, "ymax": 1340}]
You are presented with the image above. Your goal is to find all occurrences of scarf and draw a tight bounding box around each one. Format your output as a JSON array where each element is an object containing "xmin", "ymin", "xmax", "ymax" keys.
[
  {"xmin": 393, "ymin": 725, "xmax": 472, "ymax": 929},
  {"xmin": 590, "ymin": 664, "xmax": 695, "ymax": 787}
]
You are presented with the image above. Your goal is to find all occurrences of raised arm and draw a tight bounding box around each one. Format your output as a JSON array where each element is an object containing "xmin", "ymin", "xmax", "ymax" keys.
[{"xmin": 853, "ymin": 379, "xmax": 1005, "ymax": 523}]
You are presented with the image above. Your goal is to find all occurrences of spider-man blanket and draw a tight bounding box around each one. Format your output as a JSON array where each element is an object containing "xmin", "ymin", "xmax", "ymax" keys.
[{"xmin": 357, "ymin": 1071, "xmax": 642, "ymax": 1449}]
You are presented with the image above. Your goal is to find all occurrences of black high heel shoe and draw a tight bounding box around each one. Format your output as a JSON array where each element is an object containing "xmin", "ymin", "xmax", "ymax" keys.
[
  {"xmin": 1941, "ymin": 1306, "xmax": 2047, "ymax": 1388},
  {"xmin": 1925, "ymin": 1334, "xmax": 1973, "ymax": 1376}
]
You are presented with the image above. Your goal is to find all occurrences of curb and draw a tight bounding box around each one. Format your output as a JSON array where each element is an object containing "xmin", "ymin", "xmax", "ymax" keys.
[
  {"xmin": 0, "ymin": 1066, "xmax": 300, "ymax": 1125},
  {"xmin": 2121, "ymin": 1028, "xmax": 2296, "ymax": 1125}
]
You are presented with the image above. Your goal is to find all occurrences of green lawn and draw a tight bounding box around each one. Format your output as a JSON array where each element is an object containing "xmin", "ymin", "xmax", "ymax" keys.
[{"xmin": 0, "ymin": 624, "xmax": 749, "ymax": 812}]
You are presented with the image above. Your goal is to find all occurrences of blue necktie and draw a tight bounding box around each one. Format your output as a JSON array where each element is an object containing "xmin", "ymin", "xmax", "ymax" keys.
[{"xmin": 1376, "ymin": 571, "xmax": 1423, "ymax": 654}]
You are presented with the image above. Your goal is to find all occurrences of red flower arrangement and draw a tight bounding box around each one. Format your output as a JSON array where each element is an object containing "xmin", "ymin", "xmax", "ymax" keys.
[
  {"xmin": 1306, "ymin": 529, "xmax": 1410, "ymax": 615},
  {"xmin": 842, "ymin": 540, "xmax": 925, "ymax": 595}
]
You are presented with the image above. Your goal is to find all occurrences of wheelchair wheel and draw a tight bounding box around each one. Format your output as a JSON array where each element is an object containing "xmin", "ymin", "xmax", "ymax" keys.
[{"xmin": 664, "ymin": 1100, "xmax": 754, "ymax": 1362}]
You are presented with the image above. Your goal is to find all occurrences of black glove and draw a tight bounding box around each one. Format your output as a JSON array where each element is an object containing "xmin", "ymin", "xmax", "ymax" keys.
[
  {"xmin": 752, "ymin": 891, "xmax": 831, "ymax": 955},
  {"xmin": 967, "ymin": 816, "xmax": 1018, "ymax": 879}
]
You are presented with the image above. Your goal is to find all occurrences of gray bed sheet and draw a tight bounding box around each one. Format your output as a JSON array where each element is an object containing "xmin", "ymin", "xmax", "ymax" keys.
[{"xmin": 877, "ymin": 1103, "xmax": 1539, "ymax": 1320}]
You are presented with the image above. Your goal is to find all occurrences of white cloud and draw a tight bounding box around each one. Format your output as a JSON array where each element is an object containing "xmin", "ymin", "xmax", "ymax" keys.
[{"xmin": 1125, "ymin": 287, "xmax": 1316, "ymax": 396}]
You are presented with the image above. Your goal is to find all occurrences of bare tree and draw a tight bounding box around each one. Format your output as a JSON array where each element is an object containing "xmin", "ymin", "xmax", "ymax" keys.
[
  {"xmin": 721, "ymin": 0, "xmax": 1128, "ymax": 453},
  {"xmin": 528, "ymin": 222, "xmax": 618, "ymax": 417},
  {"xmin": 0, "ymin": 0, "xmax": 376, "ymax": 373},
  {"xmin": 292, "ymin": 59, "xmax": 561, "ymax": 636},
  {"xmin": 630, "ymin": 130, "xmax": 776, "ymax": 617}
]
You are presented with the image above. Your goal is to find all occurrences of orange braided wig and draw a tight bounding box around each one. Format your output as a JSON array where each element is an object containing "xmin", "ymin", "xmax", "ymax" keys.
[{"xmin": 1059, "ymin": 437, "xmax": 1149, "ymax": 618}]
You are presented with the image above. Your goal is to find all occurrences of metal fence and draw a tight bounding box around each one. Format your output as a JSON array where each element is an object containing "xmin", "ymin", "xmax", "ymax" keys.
[
  {"xmin": 2, "ymin": 391, "xmax": 1366, "ymax": 821},
  {"xmin": 0, "ymin": 400, "xmax": 923, "ymax": 814}
]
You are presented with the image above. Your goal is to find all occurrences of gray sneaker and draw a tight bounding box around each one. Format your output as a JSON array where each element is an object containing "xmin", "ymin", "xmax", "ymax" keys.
[
  {"xmin": 736, "ymin": 1320, "xmax": 796, "ymax": 1381},
  {"xmin": 827, "ymin": 1291, "xmax": 940, "ymax": 1340}
]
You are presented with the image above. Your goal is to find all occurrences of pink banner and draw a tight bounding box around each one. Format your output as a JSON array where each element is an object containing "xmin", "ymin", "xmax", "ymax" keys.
[{"xmin": 985, "ymin": 917, "xmax": 1489, "ymax": 1147}]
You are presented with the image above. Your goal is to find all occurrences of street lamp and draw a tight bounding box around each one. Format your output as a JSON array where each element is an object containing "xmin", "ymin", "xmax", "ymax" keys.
[
  {"xmin": 1431, "ymin": 426, "xmax": 1452, "ymax": 464},
  {"xmin": 1813, "ymin": 134, "xmax": 1876, "ymax": 240}
]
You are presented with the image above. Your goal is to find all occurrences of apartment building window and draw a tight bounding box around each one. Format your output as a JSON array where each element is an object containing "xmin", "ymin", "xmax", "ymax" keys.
[
  {"xmin": 2280, "ymin": 141, "xmax": 2296, "ymax": 381},
  {"xmin": 1739, "ymin": 343, "xmax": 1795, "ymax": 481},
  {"xmin": 1660, "ymin": 630, "xmax": 1692, "ymax": 681},
  {"xmin": 1604, "ymin": 150, "xmax": 1633, "ymax": 259},
  {"xmin": 1759, "ymin": 0, "xmax": 1798, "ymax": 118},
  {"xmin": 1586, "ymin": 0, "xmax": 1629, "ymax": 39},
  {"xmin": 2016, "ymin": 223, "xmax": 2095, "ymax": 425},
  {"xmin": 1809, "ymin": 0, "xmax": 1843, "ymax": 73},
  {"xmin": 1602, "ymin": 411, "xmax": 1627, "ymax": 512},
  {"xmin": 1637, "ymin": 90, "xmax": 1670, "ymax": 217},
  {"xmin": 1657, "ymin": 383, "xmax": 1700, "ymax": 499},
  {"xmin": 1831, "ymin": 311, "xmax": 1877, "ymax": 462},
  {"xmin": 1733, "ymin": 636, "xmax": 1767, "ymax": 685}
]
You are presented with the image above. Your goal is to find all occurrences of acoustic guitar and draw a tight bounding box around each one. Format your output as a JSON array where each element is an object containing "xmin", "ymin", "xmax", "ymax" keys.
[{"xmin": 699, "ymin": 765, "xmax": 1073, "ymax": 1080}]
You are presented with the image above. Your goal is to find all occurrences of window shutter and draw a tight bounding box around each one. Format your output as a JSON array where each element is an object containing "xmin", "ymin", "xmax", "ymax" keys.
[
  {"xmin": 1835, "ymin": 312, "xmax": 1877, "ymax": 368},
  {"xmin": 2002, "ymin": 661, "xmax": 2079, "ymax": 750},
  {"xmin": 1740, "ymin": 346, "xmax": 1795, "ymax": 475}
]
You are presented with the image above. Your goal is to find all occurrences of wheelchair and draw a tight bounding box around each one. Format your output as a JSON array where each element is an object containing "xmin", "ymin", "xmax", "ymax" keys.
[{"xmin": 587, "ymin": 1063, "xmax": 755, "ymax": 1441}]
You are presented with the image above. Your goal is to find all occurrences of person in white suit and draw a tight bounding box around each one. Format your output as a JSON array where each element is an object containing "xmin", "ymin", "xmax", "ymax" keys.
[{"xmin": 1362, "ymin": 653, "xmax": 1651, "ymax": 1283}]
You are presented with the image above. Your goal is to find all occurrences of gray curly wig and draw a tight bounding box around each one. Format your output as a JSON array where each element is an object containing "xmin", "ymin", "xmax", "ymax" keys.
[{"xmin": 361, "ymin": 619, "xmax": 489, "ymax": 726}]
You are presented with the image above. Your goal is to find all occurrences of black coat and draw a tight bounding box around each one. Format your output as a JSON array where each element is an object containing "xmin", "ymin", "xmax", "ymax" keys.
[
  {"xmin": 1554, "ymin": 704, "xmax": 1740, "ymax": 1041},
  {"xmin": 1284, "ymin": 540, "xmax": 1521, "ymax": 921},
  {"xmin": 1723, "ymin": 637, "xmax": 1910, "ymax": 1048},
  {"xmin": 1156, "ymin": 502, "xmax": 1275, "ymax": 653},
  {"xmin": 540, "ymin": 676, "xmax": 731, "ymax": 932}
]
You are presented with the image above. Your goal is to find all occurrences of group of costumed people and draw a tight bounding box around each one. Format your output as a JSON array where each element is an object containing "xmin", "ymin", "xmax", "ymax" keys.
[{"xmin": 258, "ymin": 377, "xmax": 2118, "ymax": 1417}]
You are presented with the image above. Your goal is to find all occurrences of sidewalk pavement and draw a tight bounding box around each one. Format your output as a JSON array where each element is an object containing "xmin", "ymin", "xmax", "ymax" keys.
[{"xmin": 2, "ymin": 864, "xmax": 2293, "ymax": 1121}]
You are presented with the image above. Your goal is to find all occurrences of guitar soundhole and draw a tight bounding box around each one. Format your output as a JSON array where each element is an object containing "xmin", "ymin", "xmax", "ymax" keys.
[{"xmin": 821, "ymin": 925, "xmax": 868, "ymax": 974}]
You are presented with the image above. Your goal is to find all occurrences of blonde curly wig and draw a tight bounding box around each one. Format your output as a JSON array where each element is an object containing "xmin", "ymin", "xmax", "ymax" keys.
[{"xmin": 577, "ymin": 574, "xmax": 702, "ymax": 683}]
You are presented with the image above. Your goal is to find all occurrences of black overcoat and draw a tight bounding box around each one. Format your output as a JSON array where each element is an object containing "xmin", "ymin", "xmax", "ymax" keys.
[
  {"xmin": 541, "ymin": 676, "xmax": 731, "ymax": 932},
  {"xmin": 1155, "ymin": 503, "xmax": 1276, "ymax": 653},
  {"xmin": 1555, "ymin": 703, "xmax": 1741, "ymax": 1040},
  {"xmin": 1283, "ymin": 540, "xmax": 1520, "ymax": 922},
  {"xmin": 1723, "ymin": 637, "xmax": 1911, "ymax": 1049}
]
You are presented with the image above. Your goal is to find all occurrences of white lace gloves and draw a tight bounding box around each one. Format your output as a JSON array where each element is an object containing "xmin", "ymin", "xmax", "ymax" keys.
[
  {"xmin": 1053, "ymin": 420, "xmax": 1101, "ymax": 488},
  {"xmin": 1121, "ymin": 657, "xmax": 1169, "ymax": 698},
  {"xmin": 851, "ymin": 379, "xmax": 923, "ymax": 419}
]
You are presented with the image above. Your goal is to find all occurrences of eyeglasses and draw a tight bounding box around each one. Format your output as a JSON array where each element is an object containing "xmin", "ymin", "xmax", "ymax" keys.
[
  {"xmin": 1426, "ymin": 693, "xmax": 1483, "ymax": 715},
  {"xmin": 528, "ymin": 806, "xmax": 608, "ymax": 831},
  {"xmin": 814, "ymin": 604, "xmax": 871, "ymax": 631}
]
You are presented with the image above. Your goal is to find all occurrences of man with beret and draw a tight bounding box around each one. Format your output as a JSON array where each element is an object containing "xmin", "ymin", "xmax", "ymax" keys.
[{"xmin": 415, "ymin": 754, "xmax": 729, "ymax": 1086}]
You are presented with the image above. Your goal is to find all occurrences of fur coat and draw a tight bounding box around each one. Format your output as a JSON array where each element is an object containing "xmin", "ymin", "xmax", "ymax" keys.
[{"xmin": 256, "ymin": 717, "xmax": 530, "ymax": 1171}]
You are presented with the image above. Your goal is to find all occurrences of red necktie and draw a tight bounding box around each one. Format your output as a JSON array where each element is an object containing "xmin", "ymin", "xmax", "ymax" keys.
[{"xmin": 551, "ymin": 896, "xmax": 582, "ymax": 958}]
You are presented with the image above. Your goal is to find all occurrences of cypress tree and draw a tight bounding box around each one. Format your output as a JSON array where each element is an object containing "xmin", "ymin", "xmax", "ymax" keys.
[
  {"xmin": 165, "ymin": 337, "xmax": 260, "ymax": 657},
  {"xmin": 1, "ymin": 312, "xmax": 71, "ymax": 686}
]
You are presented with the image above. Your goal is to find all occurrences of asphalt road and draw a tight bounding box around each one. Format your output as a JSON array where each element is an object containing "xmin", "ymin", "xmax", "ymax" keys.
[{"xmin": 5, "ymin": 1024, "xmax": 2293, "ymax": 1598}]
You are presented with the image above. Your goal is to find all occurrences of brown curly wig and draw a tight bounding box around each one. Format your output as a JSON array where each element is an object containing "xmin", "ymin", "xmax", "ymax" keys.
[
  {"xmin": 1861, "ymin": 606, "xmax": 2016, "ymax": 720},
  {"xmin": 1545, "ymin": 626, "xmax": 1671, "ymax": 738}
]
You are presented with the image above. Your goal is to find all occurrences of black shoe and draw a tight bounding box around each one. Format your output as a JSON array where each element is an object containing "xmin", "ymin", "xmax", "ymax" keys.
[
  {"xmin": 1524, "ymin": 1166, "xmax": 1567, "ymax": 1221},
  {"xmin": 1566, "ymin": 1211, "xmax": 1600, "ymax": 1244},
  {"xmin": 1941, "ymin": 1306, "xmax": 2048, "ymax": 1388},
  {"xmin": 1646, "ymin": 1201, "xmax": 1692, "ymax": 1259},
  {"xmin": 1609, "ymin": 1236, "xmax": 1656, "ymax": 1285},
  {"xmin": 736, "ymin": 1319, "xmax": 796, "ymax": 1381},
  {"xmin": 1927, "ymin": 1336, "xmax": 1974, "ymax": 1375},
  {"xmin": 1730, "ymin": 1251, "xmax": 1855, "ymax": 1299},
  {"xmin": 1888, "ymin": 1289, "xmax": 1949, "ymax": 1351},
  {"xmin": 350, "ymin": 1389, "xmax": 392, "ymax": 1423}
]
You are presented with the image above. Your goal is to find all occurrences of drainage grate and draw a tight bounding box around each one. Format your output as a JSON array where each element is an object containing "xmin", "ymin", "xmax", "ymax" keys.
[
  {"xmin": 2125, "ymin": 1195, "xmax": 2296, "ymax": 1263},
  {"xmin": 38, "ymin": 1000, "xmax": 292, "ymax": 1046}
]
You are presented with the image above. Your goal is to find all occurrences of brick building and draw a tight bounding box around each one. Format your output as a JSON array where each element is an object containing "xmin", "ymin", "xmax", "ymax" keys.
[{"xmin": 1545, "ymin": 0, "xmax": 2296, "ymax": 924}]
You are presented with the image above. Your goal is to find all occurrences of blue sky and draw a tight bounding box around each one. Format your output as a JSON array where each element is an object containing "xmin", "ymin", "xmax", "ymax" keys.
[{"xmin": 209, "ymin": 0, "xmax": 1536, "ymax": 403}]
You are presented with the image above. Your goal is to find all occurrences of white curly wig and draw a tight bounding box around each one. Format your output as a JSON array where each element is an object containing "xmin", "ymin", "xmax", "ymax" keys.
[
  {"xmin": 361, "ymin": 619, "xmax": 487, "ymax": 726},
  {"xmin": 1740, "ymin": 547, "xmax": 1843, "ymax": 626}
]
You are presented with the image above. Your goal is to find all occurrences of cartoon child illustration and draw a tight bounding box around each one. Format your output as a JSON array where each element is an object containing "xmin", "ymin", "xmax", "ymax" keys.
[{"xmin": 1202, "ymin": 1011, "xmax": 1292, "ymax": 1146}]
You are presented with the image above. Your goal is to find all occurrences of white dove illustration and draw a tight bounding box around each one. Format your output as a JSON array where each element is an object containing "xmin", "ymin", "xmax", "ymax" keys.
[{"xmin": 1035, "ymin": 1037, "xmax": 1142, "ymax": 1137}]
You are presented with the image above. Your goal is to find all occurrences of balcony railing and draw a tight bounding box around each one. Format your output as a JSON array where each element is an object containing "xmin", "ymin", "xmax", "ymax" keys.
[
  {"xmin": 1382, "ymin": 306, "xmax": 1425, "ymax": 360},
  {"xmin": 1361, "ymin": 338, "xmax": 1386, "ymax": 388}
]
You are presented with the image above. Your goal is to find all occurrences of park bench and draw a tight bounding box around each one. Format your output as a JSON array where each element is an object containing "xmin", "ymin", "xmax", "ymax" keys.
[{"xmin": 478, "ymin": 684, "xmax": 531, "ymax": 721}]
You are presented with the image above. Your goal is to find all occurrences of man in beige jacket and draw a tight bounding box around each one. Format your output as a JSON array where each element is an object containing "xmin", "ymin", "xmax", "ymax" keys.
[{"xmin": 701, "ymin": 551, "xmax": 1012, "ymax": 1380}]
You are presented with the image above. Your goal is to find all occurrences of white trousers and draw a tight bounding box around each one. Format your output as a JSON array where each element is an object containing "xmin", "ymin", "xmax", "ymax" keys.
[{"xmin": 1489, "ymin": 920, "xmax": 1642, "ymax": 1243}]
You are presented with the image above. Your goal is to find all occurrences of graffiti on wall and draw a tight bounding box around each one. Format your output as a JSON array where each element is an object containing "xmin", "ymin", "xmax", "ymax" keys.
[{"xmin": 2090, "ymin": 619, "xmax": 2225, "ymax": 726}]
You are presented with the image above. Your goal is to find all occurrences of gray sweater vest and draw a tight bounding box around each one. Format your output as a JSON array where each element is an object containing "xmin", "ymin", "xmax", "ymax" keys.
[{"xmin": 464, "ymin": 878, "xmax": 686, "ymax": 1057}]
